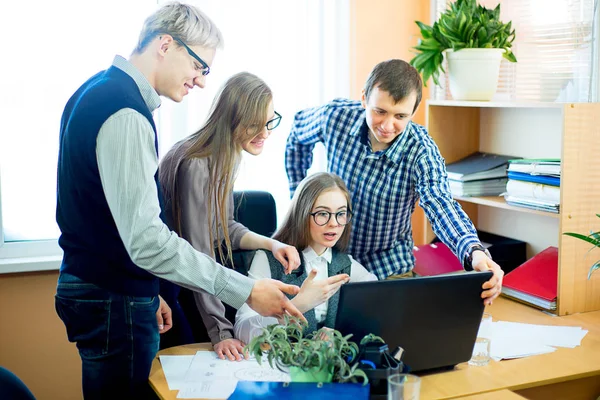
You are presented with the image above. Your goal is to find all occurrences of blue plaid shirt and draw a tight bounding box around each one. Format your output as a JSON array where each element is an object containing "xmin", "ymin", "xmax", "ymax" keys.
[{"xmin": 285, "ymin": 99, "xmax": 481, "ymax": 279}]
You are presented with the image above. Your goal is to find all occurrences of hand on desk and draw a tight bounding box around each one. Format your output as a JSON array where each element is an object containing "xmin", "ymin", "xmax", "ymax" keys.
[
  {"xmin": 214, "ymin": 338, "xmax": 248, "ymax": 361},
  {"xmin": 156, "ymin": 295, "xmax": 173, "ymax": 334},
  {"xmin": 247, "ymin": 279, "xmax": 307, "ymax": 323},
  {"xmin": 472, "ymin": 250, "xmax": 504, "ymax": 306}
]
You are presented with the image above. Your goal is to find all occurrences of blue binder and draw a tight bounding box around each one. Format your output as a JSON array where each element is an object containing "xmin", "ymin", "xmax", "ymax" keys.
[
  {"xmin": 507, "ymin": 171, "xmax": 560, "ymax": 187},
  {"xmin": 228, "ymin": 381, "xmax": 370, "ymax": 399}
]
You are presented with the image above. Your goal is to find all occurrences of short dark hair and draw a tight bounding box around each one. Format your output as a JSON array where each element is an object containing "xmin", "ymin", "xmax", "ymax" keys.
[{"xmin": 364, "ymin": 59, "xmax": 423, "ymax": 114}]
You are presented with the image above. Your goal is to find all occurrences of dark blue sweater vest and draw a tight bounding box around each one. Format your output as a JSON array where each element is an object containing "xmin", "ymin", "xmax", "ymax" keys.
[{"xmin": 56, "ymin": 66, "xmax": 159, "ymax": 296}]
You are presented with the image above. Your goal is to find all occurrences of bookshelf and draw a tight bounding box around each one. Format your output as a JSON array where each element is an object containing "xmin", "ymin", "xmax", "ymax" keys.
[
  {"xmin": 415, "ymin": 100, "xmax": 600, "ymax": 316},
  {"xmin": 453, "ymin": 195, "xmax": 560, "ymax": 219}
]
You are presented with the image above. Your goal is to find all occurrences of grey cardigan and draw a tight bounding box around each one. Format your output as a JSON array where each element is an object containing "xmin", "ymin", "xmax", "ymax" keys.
[{"xmin": 162, "ymin": 152, "xmax": 249, "ymax": 344}]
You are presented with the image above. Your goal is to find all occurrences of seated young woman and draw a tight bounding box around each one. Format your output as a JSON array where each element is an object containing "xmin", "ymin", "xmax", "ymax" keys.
[{"xmin": 234, "ymin": 172, "xmax": 377, "ymax": 343}]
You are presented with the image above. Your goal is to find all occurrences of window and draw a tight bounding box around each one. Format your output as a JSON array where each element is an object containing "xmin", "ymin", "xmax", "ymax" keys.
[
  {"xmin": 0, "ymin": 0, "xmax": 349, "ymax": 266},
  {"xmin": 0, "ymin": 0, "xmax": 155, "ymax": 261},
  {"xmin": 157, "ymin": 0, "xmax": 350, "ymax": 223}
]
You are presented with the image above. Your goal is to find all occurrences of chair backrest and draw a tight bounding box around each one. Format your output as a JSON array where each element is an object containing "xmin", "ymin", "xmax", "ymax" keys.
[
  {"xmin": 223, "ymin": 190, "xmax": 277, "ymax": 324},
  {"xmin": 0, "ymin": 367, "xmax": 36, "ymax": 400},
  {"xmin": 232, "ymin": 191, "xmax": 277, "ymax": 237},
  {"xmin": 218, "ymin": 190, "xmax": 278, "ymax": 276}
]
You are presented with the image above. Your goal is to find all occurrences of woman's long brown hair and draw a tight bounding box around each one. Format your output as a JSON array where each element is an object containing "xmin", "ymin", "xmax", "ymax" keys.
[{"xmin": 159, "ymin": 72, "xmax": 272, "ymax": 264}]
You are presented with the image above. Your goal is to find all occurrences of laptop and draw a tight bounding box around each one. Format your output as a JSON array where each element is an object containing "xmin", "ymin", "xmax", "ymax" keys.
[{"xmin": 335, "ymin": 271, "xmax": 493, "ymax": 372}]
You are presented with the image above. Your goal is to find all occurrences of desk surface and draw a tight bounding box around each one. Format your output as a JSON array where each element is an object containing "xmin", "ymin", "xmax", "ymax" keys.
[
  {"xmin": 149, "ymin": 297, "xmax": 600, "ymax": 400},
  {"xmin": 454, "ymin": 389, "xmax": 526, "ymax": 399}
]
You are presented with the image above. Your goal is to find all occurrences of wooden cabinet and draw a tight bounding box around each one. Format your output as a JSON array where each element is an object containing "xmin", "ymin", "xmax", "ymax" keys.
[{"xmin": 414, "ymin": 100, "xmax": 600, "ymax": 315}]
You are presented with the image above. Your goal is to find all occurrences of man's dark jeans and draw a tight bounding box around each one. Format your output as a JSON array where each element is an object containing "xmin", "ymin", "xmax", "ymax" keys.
[{"xmin": 55, "ymin": 272, "xmax": 160, "ymax": 399}]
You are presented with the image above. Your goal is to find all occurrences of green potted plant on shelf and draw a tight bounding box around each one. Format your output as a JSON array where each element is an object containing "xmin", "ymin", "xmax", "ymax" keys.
[
  {"xmin": 410, "ymin": 0, "xmax": 517, "ymax": 101},
  {"xmin": 563, "ymin": 213, "xmax": 600, "ymax": 279},
  {"xmin": 245, "ymin": 317, "xmax": 369, "ymax": 384}
]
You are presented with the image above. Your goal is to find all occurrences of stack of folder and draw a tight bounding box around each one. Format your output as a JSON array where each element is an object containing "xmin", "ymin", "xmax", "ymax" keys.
[
  {"xmin": 502, "ymin": 246, "xmax": 558, "ymax": 311},
  {"xmin": 446, "ymin": 152, "xmax": 517, "ymax": 197},
  {"xmin": 504, "ymin": 159, "xmax": 561, "ymax": 213}
]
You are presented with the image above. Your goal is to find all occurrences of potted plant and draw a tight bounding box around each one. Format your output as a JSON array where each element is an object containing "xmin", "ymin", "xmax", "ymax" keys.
[
  {"xmin": 245, "ymin": 317, "xmax": 369, "ymax": 384},
  {"xmin": 410, "ymin": 0, "xmax": 517, "ymax": 101},
  {"xmin": 563, "ymin": 214, "xmax": 600, "ymax": 279}
]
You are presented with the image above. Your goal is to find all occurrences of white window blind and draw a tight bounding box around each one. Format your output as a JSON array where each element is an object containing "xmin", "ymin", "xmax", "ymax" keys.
[
  {"xmin": 0, "ymin": 0, "xmax": 155, "ymax": 247},
  {"xmin": 432, "ymin": 0, "xmax": 598, "ymax": 102},
  {"xmin": 0, "ymin": 0, "xmax": 349, "ymax": 257}
]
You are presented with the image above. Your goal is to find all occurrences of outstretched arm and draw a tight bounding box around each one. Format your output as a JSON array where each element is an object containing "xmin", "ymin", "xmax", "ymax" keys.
[{"xmin": 415, "ymin": 138, "xmax": 503, "ymax": 305}]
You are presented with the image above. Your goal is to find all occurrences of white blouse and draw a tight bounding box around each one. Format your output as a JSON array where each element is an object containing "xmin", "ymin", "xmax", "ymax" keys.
[{"xmin": 234, "ymin": 247, "xmax": 377, "ymax": 344}]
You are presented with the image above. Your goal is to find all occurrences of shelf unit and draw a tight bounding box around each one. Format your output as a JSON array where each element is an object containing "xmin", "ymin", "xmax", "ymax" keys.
[
  {"xmin": 415, "ymin": 100, "xmax": 600, "ymax": 316},
  {"xmin": 452, "ymin": 195, "xmax": 560, "ymax": 219}
]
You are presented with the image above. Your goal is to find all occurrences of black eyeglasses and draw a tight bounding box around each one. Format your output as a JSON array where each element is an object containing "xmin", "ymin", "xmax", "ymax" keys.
[
  {"xmin": 172, "ymin": 37, "xmax": 210, "ymax": 76},
  {"xmin": 310, "ymin": 210, "xmax": 353, "ymax": 226},
  {"xmin": 266, "ymin": 111, "xmax": 282, "ymax": 130}
]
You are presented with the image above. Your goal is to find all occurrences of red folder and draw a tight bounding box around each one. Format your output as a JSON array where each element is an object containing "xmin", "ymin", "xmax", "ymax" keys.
[
  {"xmin": 503, "ymin": 246, "xmax": 558, "ymax": 301},
  {"xmin": 413, "ymin": 242, "xmax": 464, "ymax": 276}
]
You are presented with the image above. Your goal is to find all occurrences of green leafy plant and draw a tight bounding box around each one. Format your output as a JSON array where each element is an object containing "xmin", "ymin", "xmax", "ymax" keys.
[
  {"xmin": 245, "ymin": 316, "xmax": 369, "ymax": 384},
  {"xmin": 410, "ymin": 0, "xmax": 517, "ymax": 86},
  {"xmin": 564, "ymin": 214, "xmax": 600, "ymax": 279}
]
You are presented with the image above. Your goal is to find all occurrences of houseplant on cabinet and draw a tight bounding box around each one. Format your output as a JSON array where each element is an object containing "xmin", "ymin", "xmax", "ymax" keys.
[
  {"xmin": 245, "ymin": 317, "xmax": 369, "ymax": 384},
  {"xmin": 564, "ymin": 213, "xmax": 600, "ymax": 279},
  {"xmin": 410, "ymin": 0, "xmax": 517, "ymax": 101}
]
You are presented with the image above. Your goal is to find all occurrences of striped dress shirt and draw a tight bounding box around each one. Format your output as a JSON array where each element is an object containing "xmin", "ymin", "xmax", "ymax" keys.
[
  {"xmin": 285, "ymin": 98, "xmax": 481, "ymax": 279},
  {"xmin": 94, "ymin": 55, "xmax": 253, "ymax": 308}
]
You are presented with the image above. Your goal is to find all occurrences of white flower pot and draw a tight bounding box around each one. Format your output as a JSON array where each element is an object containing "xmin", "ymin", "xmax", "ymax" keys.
[{"xmin": 444, "ymin": 48, "xmax": 504, "ymax": 101}]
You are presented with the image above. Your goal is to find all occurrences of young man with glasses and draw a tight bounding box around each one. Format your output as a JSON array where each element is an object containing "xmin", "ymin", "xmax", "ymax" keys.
[
  {"xmin": 55, "ymin": 3, "xmax": 303, "ymax": 398},
  {"xmin": 285, "ymin": 59, "xmax": 504, "ymax": 306}
]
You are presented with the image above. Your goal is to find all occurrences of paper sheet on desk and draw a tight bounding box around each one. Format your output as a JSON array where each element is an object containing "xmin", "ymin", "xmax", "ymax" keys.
[
  {"xmin": 177, "ymin": 351, "xmax": 289, "ymax": 399},
  {"xmin": 489, "ymin": 321, "xmax": 588, "ymax": 361},
  {"xmin": 159, "ymin": 355, "xmax": 194, "ymax": 390},
  {"xmin": 490, "ymin": 338, "xmax": 556, "ymax": 361}
]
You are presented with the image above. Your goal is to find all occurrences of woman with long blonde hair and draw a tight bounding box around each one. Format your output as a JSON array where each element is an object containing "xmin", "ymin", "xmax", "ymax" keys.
[
  {"xmin": 234, "ymin": 172, "xmax": 377, "ymax": 343},
  {"xmin": 159, "ymin": 72, "xmax": 300, "ymax": 360}
]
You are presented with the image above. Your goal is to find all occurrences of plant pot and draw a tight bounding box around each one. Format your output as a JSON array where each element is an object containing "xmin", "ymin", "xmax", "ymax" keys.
[
  {"xmin": 289, "ymin": 366, "xmax": 333, "ymax": 383},
  {"xmin": 444, "ymin": 48, "xmax": 504, "ymax": 101}
]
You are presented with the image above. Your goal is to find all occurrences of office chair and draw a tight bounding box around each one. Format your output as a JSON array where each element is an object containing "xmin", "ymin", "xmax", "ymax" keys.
[
  {"xmin": 0, "ymin": 367, "xmax": 36, "ymax": 400},
  {"xmin": 227, "ymin": 190, "xmax": 277, "ymax": 273},
  {"xmin": 163, "ymin": 190, "xmax": 277, "ymax": 348}
]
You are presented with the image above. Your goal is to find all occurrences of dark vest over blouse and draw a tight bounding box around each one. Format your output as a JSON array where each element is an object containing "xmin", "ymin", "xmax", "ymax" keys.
[{"xmin": 266, "ymin": 249, "xmax": 352, "ymax": 334}]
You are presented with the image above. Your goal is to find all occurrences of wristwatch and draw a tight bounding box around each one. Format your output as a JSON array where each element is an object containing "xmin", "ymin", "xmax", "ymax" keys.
[{"xmin": 463, "ymin": 244, "xmax": 492, "ymax": 271}]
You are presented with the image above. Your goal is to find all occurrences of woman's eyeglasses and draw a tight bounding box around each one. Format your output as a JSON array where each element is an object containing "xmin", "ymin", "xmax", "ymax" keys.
[
  {"xmin": 266, "ymin": 111, "xmax": 282, "ymax": 130},
  {"xmin": 310, "ymin": 210, "xmax": 353, "ymax": 226}
]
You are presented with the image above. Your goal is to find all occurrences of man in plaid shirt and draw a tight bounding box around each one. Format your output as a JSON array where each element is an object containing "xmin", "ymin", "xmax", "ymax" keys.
[{"xmin": 285, "ymin": 59, "xmax": 503, "ymax": 305}]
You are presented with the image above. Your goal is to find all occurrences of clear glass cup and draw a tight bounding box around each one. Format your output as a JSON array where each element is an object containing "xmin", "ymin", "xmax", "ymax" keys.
[
  {"xmin": 388, "ymin": 373, "xmax": 421, "ymax": 400},
  {"xmin": 469, "ymin": 337, "xmax": 491, "ymax": 366},
  {"xmin": 468, "ymin": 312, "xmax": 492, "ymax": 366}
]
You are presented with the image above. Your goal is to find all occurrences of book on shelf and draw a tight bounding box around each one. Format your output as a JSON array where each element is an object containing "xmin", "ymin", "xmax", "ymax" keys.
[
  {"xmin": 502, "ymin": 246, "xmax": 558, "ymax": 311},
  {"xmin": 508, "ymin": 158, "xmax": 561, "ymax": 177},
  {"xmin": 504, "ymin": 195, "xmax": 559, "ymax": 213},
  {"xmin": 449, "ymin": 177, "xmax": 508, "ymax": 197},
  {"xmin": 507, "ymin": 171, "xmax": 560, "ymax": 187},
  {"xmin": 505, "ymin": 179, "xmax": 560, "ymax": 203},
  {"xmin": 446, "ymin": 152, "xmax": 518, "ymax": 182}
]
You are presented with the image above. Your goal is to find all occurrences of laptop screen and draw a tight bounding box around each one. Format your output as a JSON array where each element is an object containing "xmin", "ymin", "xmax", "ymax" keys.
[{"xmin": 335, "ymin": 271, "xmax": 492, "ymax": 372}]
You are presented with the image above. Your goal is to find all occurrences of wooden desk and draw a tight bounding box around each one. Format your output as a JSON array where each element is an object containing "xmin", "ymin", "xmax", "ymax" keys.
[
  {"xmin": 149, "ymin": 298, "xmax": 600, "ymax": 400},
  {"xmin": 454, "ymin": 389, "xmax": 526, "ymax": 399},
  {"xmin": 420, "ymin": 297, "xmax": 600, "ymax": 400}
]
